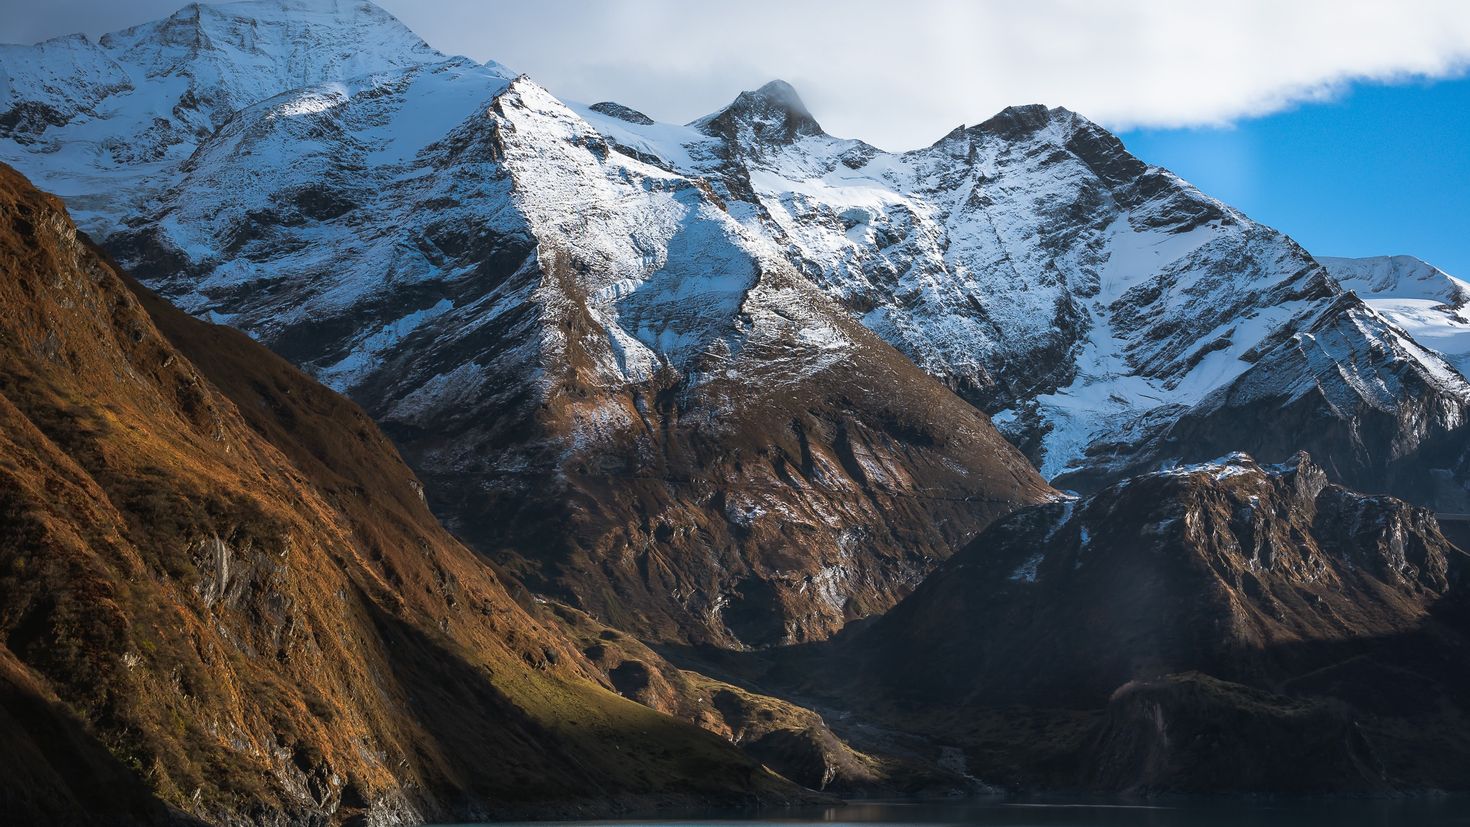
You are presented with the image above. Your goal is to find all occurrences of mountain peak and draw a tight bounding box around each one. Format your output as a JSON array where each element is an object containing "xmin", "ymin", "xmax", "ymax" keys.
[
  {"xmin": 98, "ymin": 0, "xmax": 442, "ymax": 71},
  {"xmin": 972, "ymin": 103, "xmax": 1078, "ymax": 141},
  {"xmin": 85, "ymin": 0, "xmax": 442, "ymax": 136},
  {"xmin": 749, "ymin": 78, "xmax": 804, "ymax": 103},
  {"xmin": 693, "ymin": 78, "xmax": 825, "ymax": 145}
]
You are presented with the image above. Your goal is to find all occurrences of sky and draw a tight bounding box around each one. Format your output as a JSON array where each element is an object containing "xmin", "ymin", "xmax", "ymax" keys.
[{"xmin": 1, "ymin": 0, "xmax": 1467, "ymax": 273}]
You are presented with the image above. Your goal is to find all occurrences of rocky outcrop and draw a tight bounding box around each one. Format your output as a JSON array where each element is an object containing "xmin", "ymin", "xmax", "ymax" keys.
[
  {"xmin": 817, "ymin": 452, "xmax": 1470, "ymax": 793},
  {"xmin": 547, "ymin": 602, "xmax": 883, "ymax": 793},
  {"xmin": 588, "ymin": 101, "xmax": 655, "ymax": 126},
  {"xmin": 0, "ymin": 163, "xmax": 807, "ymax": 824}
]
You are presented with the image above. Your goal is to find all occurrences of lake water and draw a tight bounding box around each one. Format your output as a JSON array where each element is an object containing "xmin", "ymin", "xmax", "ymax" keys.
[{"xmin": 435, "ymin": 797, "xmax": 1470, "ymax": 827}]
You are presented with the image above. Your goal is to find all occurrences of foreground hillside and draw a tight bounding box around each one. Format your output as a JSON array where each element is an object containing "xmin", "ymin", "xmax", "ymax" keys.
[{"xmin": 0, "ymin": 162, "xmax": 812, "ymax": 824}]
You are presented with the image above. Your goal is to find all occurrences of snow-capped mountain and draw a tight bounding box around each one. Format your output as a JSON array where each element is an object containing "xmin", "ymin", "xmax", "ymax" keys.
[
  {"xmin": 2, "ymin": 0, "xmax": 1468, "ymax": 645},
  {"xmin": 654, "ymin": 86, "xmax": 1470, "ymax": 475},
  {"xmin": 1322, "ymin": 254, "xmax": 1470, "ymax": 374},
  {"xmin": 581, "ymin": 82, "xmax": 1470, "ymax": 501},
  {"xmin": 1051, "ymin": 255, "xmax": 1470, "ymax": 502},
  {"xmin": 0, "ymin": 0, "xmax": 448, "ymax": 234},
  {"xmin": 28, "ymin": 8, "xmax": 1048, "ymax": 647},
  {"xmin": 1056, "ymin": 291, "xmax": 1470, "ymax": 506}
]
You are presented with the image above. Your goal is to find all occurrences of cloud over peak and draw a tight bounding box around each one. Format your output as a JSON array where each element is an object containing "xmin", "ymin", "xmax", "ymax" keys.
[
  {"xmin": 4, "ymin": 0, "xmax": 1469, "ymax": 150},
  {"xmin": 382, "ymin": 0, "xmax": 1470, "ymax": 149}
]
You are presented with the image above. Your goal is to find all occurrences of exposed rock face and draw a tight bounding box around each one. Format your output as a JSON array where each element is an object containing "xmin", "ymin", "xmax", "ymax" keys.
[
  {"xmin": 0, "ymin": 163, "xmax": 805, "ymax": 824},
  {"xmin": 588, "ymin": 101, "xmax": 655, "ymax": 126},
  {"xmin": 826, "ymin": 453, "xmax": 1470, "ymax": 792}
]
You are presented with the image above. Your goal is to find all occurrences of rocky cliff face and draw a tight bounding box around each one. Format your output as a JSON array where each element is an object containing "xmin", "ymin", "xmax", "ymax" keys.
[
  {"xmin": 0, "ymin": 162, "xmax": 809, "ymax": 825},
  {"xmin": 825, "ymin": 452, "xmax": 1470, "ymax": 792}
]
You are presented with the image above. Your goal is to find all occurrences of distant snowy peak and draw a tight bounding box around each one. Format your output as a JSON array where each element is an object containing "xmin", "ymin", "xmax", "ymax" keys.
[
  {"xmin": 1321, "ymin": 254, "xmax": 1468, "ymax": 305},
  {"xmin": 96, "ymin": 0, "xmax": 443, "ymax": 124},
  {"xmin": 0, "ymin": 35, "xmax": 132, "ymax": 135},
  {"xmin": 694, "ymin": 79, "xmax": 830, "ymax": 148},
  {"xmin": 1321, "ymin": 255, "xmax": 1470, "ymax": 374},
  {"xmin": 1058, "ymin": 290, "xmax": 1470, "ymax": 508},
  {"xmin": 101, "ymin": 0, "xmax": 441, "ymax": 65},
  {"xmin": 481, "ymin": 58, "xmax": 517, "ymax": 79}
]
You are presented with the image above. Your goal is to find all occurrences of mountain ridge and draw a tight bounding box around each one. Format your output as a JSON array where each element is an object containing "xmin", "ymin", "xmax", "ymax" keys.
[
  {"xmin": 85, "ymin": 45, "xmax": 1055, "ymax": 648},
  {"xmin": 2, "ymin": 2, "xmax": 1470, "ymax": 818}
]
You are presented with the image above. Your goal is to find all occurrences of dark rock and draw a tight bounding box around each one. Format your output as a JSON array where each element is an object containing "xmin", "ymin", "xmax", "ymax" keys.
[{"xmin": 589, "ymin": 101, "xmax": 655, "ymax": 125}]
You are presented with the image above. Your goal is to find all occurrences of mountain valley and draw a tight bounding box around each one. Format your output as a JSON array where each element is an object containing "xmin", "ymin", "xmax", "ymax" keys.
[{"xmin": 3, "ymin": 1, "xmax": 1470, "ymax": 823}]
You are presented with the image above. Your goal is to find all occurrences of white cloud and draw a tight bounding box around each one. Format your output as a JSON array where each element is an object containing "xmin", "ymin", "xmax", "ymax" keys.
[
  {"xmin": 375, "ymin": 0, "xmax": 1470, "ymax": 150},
  {"xmin": 5, "ymin": 0, "xmax": 1469, "ymax": 150}
]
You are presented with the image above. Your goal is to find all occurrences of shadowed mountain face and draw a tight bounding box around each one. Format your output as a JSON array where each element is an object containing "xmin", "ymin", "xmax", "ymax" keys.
[
  {"xmin": 0, "ymin": 162, "xmax": 812, "ymax": 824},
  {"xmin": 805, "ymin": 453, "xmax": 1470, "ymax": 793}
]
